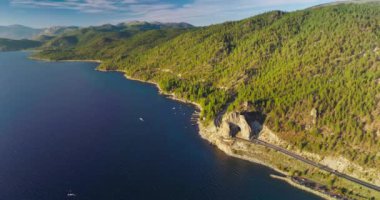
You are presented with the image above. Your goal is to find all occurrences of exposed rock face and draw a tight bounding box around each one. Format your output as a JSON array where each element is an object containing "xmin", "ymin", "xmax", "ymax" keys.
[
  {"xmin": 220, "ymin": 112, "xmax": 252, "ymax": 140},
  {"xmin": 200, "ymin": 111, "xmax": 380, "ymax": 188},
  {"xmin": 257, "ymin": 125, "xmax": 288, "ymax": 146}
]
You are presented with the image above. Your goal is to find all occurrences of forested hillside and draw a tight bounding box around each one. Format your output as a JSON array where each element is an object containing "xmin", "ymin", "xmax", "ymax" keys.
[
  {"xmin": 38, "ymin": 22, "xmax": 193, "ymax": 60},
  {"xmin": 36, "ymin": 2, "xmax": 380, "ymax": 170},
  {"xmin": 0, "ymin": 38, "xmax": 41, "ymax": 51}
]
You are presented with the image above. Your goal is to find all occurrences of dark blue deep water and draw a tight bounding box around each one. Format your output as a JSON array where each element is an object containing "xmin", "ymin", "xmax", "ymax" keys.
[{"xmin": 0, "ymin": 52, "xmax": 321, "ymax": 200}]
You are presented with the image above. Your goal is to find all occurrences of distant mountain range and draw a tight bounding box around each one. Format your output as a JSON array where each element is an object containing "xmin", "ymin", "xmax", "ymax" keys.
[
  {"xmin": 0, "ymin": 25, "xmax": 43, "ymax": 40},
  {"xmin": 117, "ymin": 21, "xmax": 194, "ymax": 30},
  {"xmin": 0, "ymin": 22, "xmax": 193, "ymax": 40},
  {"xmin": 0, "ymin": 24, "xmax": 79, "ymax": 40}
]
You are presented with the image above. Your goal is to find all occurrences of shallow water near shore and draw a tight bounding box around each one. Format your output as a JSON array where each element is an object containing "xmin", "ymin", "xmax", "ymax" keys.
[{"xmin": 0, "ymin": 51, "xmax": 321, "ymax": 200}]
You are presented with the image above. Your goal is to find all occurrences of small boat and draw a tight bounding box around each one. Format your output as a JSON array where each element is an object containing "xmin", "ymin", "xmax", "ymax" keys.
[
  {"xmin": 67, "ymin": 192, "xmax": 76, "ymax": 197},
  {"xmin": 139, "ymin": 117, "xmax": 144, "ymax": 122},
  {"xmin": 172, "ymin": 107, "xmax": 176, "ymax": 110}
]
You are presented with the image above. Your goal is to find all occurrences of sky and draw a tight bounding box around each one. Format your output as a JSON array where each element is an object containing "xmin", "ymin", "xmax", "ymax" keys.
[{"xmin": 0, "ymin": 0, "xmax": 336, "ymax": 28}]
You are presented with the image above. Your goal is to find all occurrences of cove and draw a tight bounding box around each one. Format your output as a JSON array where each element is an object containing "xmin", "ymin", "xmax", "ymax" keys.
[{"xmin": 0, "ymin": 51, "xmax": 321, "ymax": 200}]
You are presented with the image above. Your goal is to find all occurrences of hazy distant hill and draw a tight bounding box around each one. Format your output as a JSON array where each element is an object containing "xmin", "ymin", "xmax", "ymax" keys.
[
  {"xmin": 0, "ymin": 38, "xmax": 41, "ymax": 51},
  {"xmin": 0, "ymin": 21, "xmax": 193, "ymax": 52},
  {"xmin": 117, "ymin": 21, "xmax": 194, "ymax": 30},
  {"xmin": 38, "ymin": 21, "xmax": 194, "ymax": 60},
  {"xmin": 0, "ymin": 25, "xmax": 79, "ymax": 40},
  {"xmin": 0, "ymin": 25, "xmax": 42, "ymax": 40},
  {"xmin": 83, "ymin": 21, "xmax": 193, "ymax": 32},
  {"xmin": 37, "ymin": 26, "xmax": 79, "ymax": 37},
  {"xmin": 0, "ymin": 22, "xmax": 192, "ymax": 40}
]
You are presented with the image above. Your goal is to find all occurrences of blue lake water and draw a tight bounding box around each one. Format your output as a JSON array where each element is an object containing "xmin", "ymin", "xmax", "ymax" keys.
[{"xmin": 0, "ymin": 51, "xmax": 321, "ymax": 200}]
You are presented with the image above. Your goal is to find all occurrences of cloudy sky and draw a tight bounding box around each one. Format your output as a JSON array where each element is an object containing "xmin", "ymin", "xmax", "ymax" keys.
[{"xmin": 0, "ymin": 0, "xmax": 335, "ymax": 27}]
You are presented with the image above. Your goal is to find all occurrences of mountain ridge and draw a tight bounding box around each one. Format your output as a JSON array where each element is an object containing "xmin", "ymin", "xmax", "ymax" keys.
[
  {"xmin": 0, "ymin": 25, "xmax": 42, "ymax": 40},
  {"xmin": 0, "ymin": 21, "xmax": 194, "ymax": 40}
]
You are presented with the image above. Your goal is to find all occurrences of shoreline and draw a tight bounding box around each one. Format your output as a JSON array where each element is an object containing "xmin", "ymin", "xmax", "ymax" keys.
[
  {"xmin": 97, "ymin": 67, "xmax": 333, "ymax": 200},
  {"xmin": 30, "ymin": 57, "xmax": 102, "ymax": 63},
  {"xmin": 96, "ymin": 68, "xmax": 203, "ymax": 111},
  {"xmin": 270, "ymin": 175, "xmax": 334, "ymax": 200},
  {"xmin": 120, "ymin": 73, "xmax": 343, "ymax": 200},
  {"xmin": 34, "ymin": 57, "xmax": 336, "ymax": 200}
]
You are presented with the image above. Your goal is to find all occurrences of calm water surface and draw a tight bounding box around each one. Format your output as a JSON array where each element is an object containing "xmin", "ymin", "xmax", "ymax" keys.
[{"xmin": 0, "ymin": 52, "xmax": 321, "ymax": 200}]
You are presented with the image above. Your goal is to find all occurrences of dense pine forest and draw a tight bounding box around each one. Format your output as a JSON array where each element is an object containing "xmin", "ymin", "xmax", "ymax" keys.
[{"xmin": 36, "ymin": 2, "xmax": 380, "ymax": 170}]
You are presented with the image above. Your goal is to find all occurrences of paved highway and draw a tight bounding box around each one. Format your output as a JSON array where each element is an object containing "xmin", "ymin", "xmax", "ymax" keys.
[{"xmin": 235, "ymin": 137, "xmax": 380, "ymax": 192}]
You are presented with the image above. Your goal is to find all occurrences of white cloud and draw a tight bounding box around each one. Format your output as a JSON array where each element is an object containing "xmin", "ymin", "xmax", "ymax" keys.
[
  {"xmin": 123, "ymin": 0, "xmax": 331, "ymax": 25},
  {"xmin": 11, "ymin": 0, "xmax": 332, "ymax": 25},
  {"xmin": 11, "ymin": 0, "xmax": 148, "ymax": 13}
]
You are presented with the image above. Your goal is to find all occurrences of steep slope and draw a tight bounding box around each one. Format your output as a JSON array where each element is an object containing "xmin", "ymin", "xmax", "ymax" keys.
[{"xmin": 108, "ymin": 3, "xmax": 380, "ymax": 168}]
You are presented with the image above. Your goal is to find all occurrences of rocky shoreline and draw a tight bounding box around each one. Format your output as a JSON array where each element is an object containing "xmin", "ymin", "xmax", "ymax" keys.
[
  {"xmin": 111, "ymin": 70, "xmax": 379, "ymax": 200},
  {"xmin": 196, "ymin": 119, "xmax": 339, "ymax": 200},
  {"xmin": 98, "ymin": 69, "xmax": 337, "ymax": 200}
]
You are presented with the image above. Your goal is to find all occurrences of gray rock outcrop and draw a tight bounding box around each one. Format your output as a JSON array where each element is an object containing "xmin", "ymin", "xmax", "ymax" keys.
[{"xmin": 220, "ymin": 112, "xmax": 253, "ymax": 140}]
